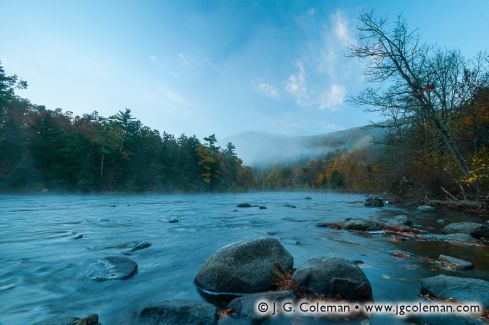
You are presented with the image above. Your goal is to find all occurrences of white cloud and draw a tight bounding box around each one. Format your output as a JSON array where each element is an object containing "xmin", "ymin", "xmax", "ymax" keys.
[
  {"xmin": 332, "ymin": 10, "xmax": 352, "ymax": 46},
  {"xmin": 150, "ymin": 55, "xmax": 179, "ymax": 78},
  {"xmin": 255, "ymin": 81, "xmax": 280, "ymax": 99},
  {"xmin": 144, "ymin": 83, "xmax": 192, "ymax": 114},
  {"xmin": 285, "ymin": 61, "xmax": 308, "ymax": 104},
  {"xmin": 177, "ymin": 53, "xmax": 191, "ymax": 69},
  {"xmin": 319, "ymin": 84, "xmax": 346, "ymax": 110},
  {"xmin": 285, "ymin": 9, "xmax": 355, "ymax": 111}
]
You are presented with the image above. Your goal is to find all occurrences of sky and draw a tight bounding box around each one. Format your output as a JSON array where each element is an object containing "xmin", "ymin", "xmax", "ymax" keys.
[{"xmin": 1, "ymin": 0, "xmax": 488, "ymax": 139}]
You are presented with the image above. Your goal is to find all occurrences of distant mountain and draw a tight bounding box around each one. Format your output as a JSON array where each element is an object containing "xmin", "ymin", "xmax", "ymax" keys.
[{"xmin": 224, "ymin": 126, "xmax": 386, "ymax": 167}]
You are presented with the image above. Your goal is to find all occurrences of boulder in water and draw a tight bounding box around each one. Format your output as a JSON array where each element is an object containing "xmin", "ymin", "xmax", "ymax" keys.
[
  {"xmin": 86, "ymin": 256, "xmax": 138, "ymax": 281},
  {"xmin": 344, "ymin": 219, "xmax": 382, "ymax": 231},
  {"xmin": 292, "ymin": 257, "xmax": 373, "ymax": 301},
  {"xmin": 421, "ymin": 275, "xmax": 489, "ymax": 308},
  {"xmin": 237, "ymin": 203, "xmax": 252, "ymax": 208},
  {"xmin": 194, "ymin": 238, "xmax": 293, "ymax": 293},
  {"xmin": 443, "ymin": 222, "xmax": 489, "ymax": 239},
  {"xmin": 420, "ymin": 233, "xmax": 481, "ymax": 245},
  {"xmin": 437, "ymin": 255, "xmax": 473, "ymax": 270},
  {"xmin": 227, "ymin": 290, "xmax": 295, "ymax": 321},
  {"xmin": 364, "ymin": 196, "xmax": 384, "ymax": 207},
  {"xmin": 140, "ymin": 299, "xmax": 216, "ymax": 324},
  {"xmin": 383, "ymin": 215, "xmax": 412, "ymax": 227}
]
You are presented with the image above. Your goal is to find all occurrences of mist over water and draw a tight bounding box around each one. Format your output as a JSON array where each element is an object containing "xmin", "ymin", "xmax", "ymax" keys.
[
  {"xmin": 224, "ymin": 127, "xmax": 386, "ymax": 167},
  {"xmin": 1, "ymin": 192, "xmax": 488, "ymax": 324}
]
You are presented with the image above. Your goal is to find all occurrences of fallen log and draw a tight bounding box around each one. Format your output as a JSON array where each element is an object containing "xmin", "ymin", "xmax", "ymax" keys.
[{"xmin": 426, "ymin": 199, "xmax": 486, "ymax": 209}]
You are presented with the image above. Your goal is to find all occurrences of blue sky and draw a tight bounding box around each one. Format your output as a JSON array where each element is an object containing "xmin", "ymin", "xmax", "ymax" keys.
[{"xmin": 1, "ymin": 0, "xmax": 488, "ymax": 139}]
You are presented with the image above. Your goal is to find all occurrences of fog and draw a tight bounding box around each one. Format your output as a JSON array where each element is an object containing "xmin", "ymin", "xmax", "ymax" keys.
[{"xmin": 224, "ymin": 126, "xmax": 386, "ymax": 167}]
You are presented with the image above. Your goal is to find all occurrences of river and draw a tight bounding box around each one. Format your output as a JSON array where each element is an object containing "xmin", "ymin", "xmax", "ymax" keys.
[{"xmin": 0, "ymin": 192, "xmax": 488, "ymax": 324}]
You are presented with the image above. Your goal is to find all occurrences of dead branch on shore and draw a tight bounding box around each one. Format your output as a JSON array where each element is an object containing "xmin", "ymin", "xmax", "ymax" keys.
[{"xmin": 426, "ymin": 198, "xmax": 488, "ymax": 215}]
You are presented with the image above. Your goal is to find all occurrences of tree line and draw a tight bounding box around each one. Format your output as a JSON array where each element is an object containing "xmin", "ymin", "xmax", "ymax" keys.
[{"xmin": 0, "ymin": 64, "xmax": 254, "ymax": 192}]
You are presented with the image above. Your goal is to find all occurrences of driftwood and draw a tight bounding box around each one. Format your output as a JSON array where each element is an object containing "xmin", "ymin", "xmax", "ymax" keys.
[
  {"xmin": 429, "ymin": 186, "xmax": 488, "ymax": 213},
  {"xmin": 427, "ymin": 199, "xmax": 487, "ymax": 209}
]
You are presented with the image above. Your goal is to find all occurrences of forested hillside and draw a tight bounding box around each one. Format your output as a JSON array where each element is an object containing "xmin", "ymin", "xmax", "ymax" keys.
[{"xmin": 0, "ymin": 63, "xmax": 254, "ymax": 192}]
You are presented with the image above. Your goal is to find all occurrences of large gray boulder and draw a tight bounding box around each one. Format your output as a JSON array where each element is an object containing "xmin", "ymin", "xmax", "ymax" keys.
[
  {"xmin": 86, "ymin": 256, "xmax": 138, "ymax": 281},
  {"xmin": 443, "ymin": 222, "xmax": 489, "ymax": 239},
  {"xmin": 344, "ymin": 219, "xmax": 382, "ymax": 231},
  {"xmin": 292, "ymin": 257, "xmax": 373, "ymax": 302},
  {"xmin": 421, "ymin": 275, "xmax": 489, "ymax": 308},
  {"xmin": 227, "ymin": 290, "xmax": 295, "ymax": 321},
  {"xmin": 34, "ymin": 314, "xmax": 99, "ymax": 325},
  {"xmin": 140, "ymin": 299, "xmax": 216, "ymax": 324},
  {"xmin": 194, "ymin": 238, "xmax": 294, "ymax": 293}
]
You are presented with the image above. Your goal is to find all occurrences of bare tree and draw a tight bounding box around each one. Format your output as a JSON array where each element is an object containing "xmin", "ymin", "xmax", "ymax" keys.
[{"xmin": 349, "ymin": 11, "xmax": 489, "ymax": 186}]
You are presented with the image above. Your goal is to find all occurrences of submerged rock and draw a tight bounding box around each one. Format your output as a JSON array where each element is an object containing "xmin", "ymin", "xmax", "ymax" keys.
[
  {"xmin": 417, "ymin": 205, "xmax": 436, "ymax": 213},
  {"xmin": 194, "ymin": 238, "xmax": 293, "ymax": 294},
  {"xmin": 86, "ymin": 256, "xmax": 138, "ymax": 281},
  {"xmin": 437, "ymin": 255, "xmax": 473, "ymax": 270},
  {"xmin": 140, "ymin": 299, "xmax": 216, "ymax": 325},
  {"xmin": 109, "ymin": 241, "xmax": 151, "ymax": 252},
  {"xmin": 237, "ymin": 203, "xmax": 252, "ymax": 208},
  {"xmin": 364, "ymin": 196, "xmax": 384, "ymax": 207},
  {"xmin": 284, "ymin": 204, "xmax": 296, "ymax": 208},
  {"xmin": 420, "ymin": 275, "xmax": 489, "ymax": 308},
  {"xmin": 258, "ymin": 206, "xmax": 267, "ymax": 210},
  {"xmin": 305, "ymin": 197, "xmax": 312, "ymax": 200},
  {"xmin": 227, "ymin": 290, "xmax": 295, "ymax": 321},
  {"xmin": 443, "ymin": 222, "xmax": 489, "ymax": 239},
  {"xmin": 73, "ymin": 234, "xmax": 83, "ymax": 240},
  {"xmin": 384, "ymin": 215, "xmax": 412, "ymax": 227},
  {"xmin": 344, "ymin": 219, "xmax": 383, "ymax": 231},
  {"xmin": 292, "ymin": 257, "xmax": 373, "ymax": 301},
  {"xmin": 316, "ymin": 222, "xmax": 343, "ymax": 228},
  {"xmin": 34, "ymin": 313, "xmax": 99, "ymax": 325},
  {"xmin": 420, "ymin": 233, "xmax": 480, "ymax": 244},
  {"xmin": 390, "ymin": 250, "xmax": 414, "ymax": 259},
  {"xmin": 168, "ymin": 218, "xmax": 179, "ymax": 223}
]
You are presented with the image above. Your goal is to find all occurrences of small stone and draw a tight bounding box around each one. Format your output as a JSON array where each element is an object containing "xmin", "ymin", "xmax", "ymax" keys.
[
  {"xmin": 417, "ymin": 205, "xmax": 436, "ymax": 213},
  {"xmin": 237, "ymin": 203, "xmax": 252, "ymax": 208},
  {"xmin": 438, "ymin": 255, "xmax": 473, "ymax": 270}
]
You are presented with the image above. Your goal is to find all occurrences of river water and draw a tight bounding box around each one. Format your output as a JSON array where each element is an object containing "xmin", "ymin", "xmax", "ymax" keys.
[{"xmin": 0, "ymin": 192, "xmax": 488, "ymax": 324}]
